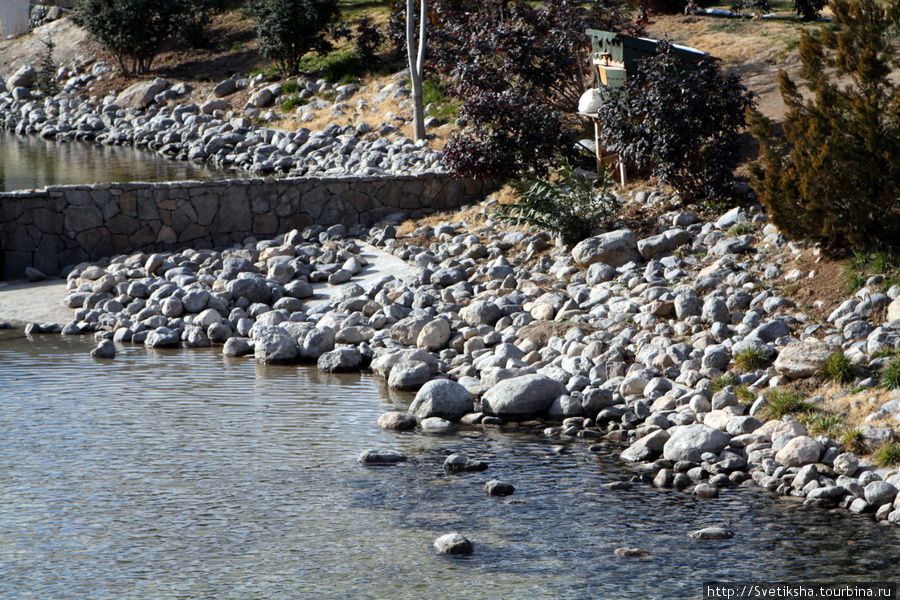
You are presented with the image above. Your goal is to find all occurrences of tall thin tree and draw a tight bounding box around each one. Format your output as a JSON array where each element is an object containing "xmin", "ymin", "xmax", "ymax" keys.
[{"xmin": 406, "ymin": 0, "xmax": 427, "ymax": 140}]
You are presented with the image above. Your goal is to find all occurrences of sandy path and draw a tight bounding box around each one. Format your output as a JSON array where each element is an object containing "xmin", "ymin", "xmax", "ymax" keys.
[{"xmin": 0, "ymin": 279, "xmax": 71, "ymax": 326}]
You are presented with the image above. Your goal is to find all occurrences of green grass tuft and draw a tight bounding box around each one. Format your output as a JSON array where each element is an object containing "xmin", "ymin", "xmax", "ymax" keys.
[
  {"xmin": 727, "ymin": 222, "xmax": 756, "ymax": 237},
  {"xmin": 881, "ymin": 357, "xmax": 900, "ymax": 390},
  {"xmin": 735, "ymin": 385, "xmax": 756, "ymax": 404},
  {"xmin": 840, "ymin": 428, "xmax": 868, "ymax": 455},
  {"xmin": 872, "ymin": 347, "xmax": 900, "ymax": 359},
  {"xmin": 820, "ymin": 349, "xmax": 856, "ymax": 384},
  {"xmin": 760, "ymin": 389, "xmax": 820, "ymax": 421},
  {"xmin": 808, "ymin": 413, "xmax": 845, "ymax": 438},
  {"xmin": 710, "ymin": 374, "xmax": 737, "ymax": 393},
  {"xmin": 873, "ymin": 441, "xmax": 900, "ymax": 468},
  {"xmin": 422, "ymin": 78, "xmax": 460, "ymax": 123},
  {"xmin": 733, "ymin": 346, "xmax": 772, "ymax": 372},
  {"xmin": 280, "ymin": 94, "xmax": 307, "ymax": 112}
]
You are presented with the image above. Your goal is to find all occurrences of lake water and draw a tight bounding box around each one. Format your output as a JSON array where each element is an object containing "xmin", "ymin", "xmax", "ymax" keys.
[
  {"xmin": 0, "ymin": 129, "xmax": 233, "ymax": 192},
  {"xmin": 1, "ymin": 330, "xmax": 899, "ymax": 599}
]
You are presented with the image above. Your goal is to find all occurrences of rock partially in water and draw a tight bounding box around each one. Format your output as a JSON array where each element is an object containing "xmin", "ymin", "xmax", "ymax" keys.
[
  {"xmin": 689, "ymin": 526, "xmax": 734, "ymax": 540},
  {"xmin": 90, "ymin": 339, "xmax": 115, "ymax": 359},
  {"xmin": 223, "ymin": 337, "xmax": 253, "ymax": 357},
  {"xmin": 443, "ymin": 453, "xmax": 488, "ymax": 473},
  {"xmin": 145, "ymin": 327, "xmax": 180, "ymax": 348},
  {"xmin": 408, "ymin": 379, "xmax": 473, "ymax": 422},
  {"xmin": 377, "ymin": 411, "xmax": 417, "ymax": 430},
  {"xmin": 614, "ymin": 547, "xmax": 650, "ymax": 557},
  {"xmin": 433, "ymin": 532, "xmax": 473, "ymax": 555},
  {"xmin": 485, "ymin": 479, "xmax": 515, "ymax": 496},
  {"xmin": 357, "ymin": 449, "xmax": 408, "ymax": 465}
]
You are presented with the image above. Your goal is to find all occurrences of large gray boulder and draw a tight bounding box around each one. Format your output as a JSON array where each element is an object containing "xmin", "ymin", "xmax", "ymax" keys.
[
  {"xmin": 317, "ymin": 347, "xmax": 362, "ymax": 372},
  {"xmin": 773, "ymin": 339, "xmax": 837, "ymax": 379},
  {"xmin": 408, "ymin": 379, "xmax": 473, "ymax": 421},
  {"xmin": 888, "ymin": 297, "xmax": 900, "ymax": 322},
  {"xmin": 254, "ymin": 326, "xmax": 298, "ymax": 364},
  {"xmin": 460, "ymin": 301, "xmax": 502, "ymax": 327},
  {"xmin": 228, "ymin": 277, "xmax": 272, "ymax": 304},
  {"xmin": 571, "ymin": 229, "xmax": 641, "ymax": 268},
  {"xmin": 864, "ymin": 481, "xmax": 898, "ymax": 507},
  {"xmin": 145, "ymin": 327, "xmax": 180, "ymax": 348},
  {"xmin": 662, "ymin": 424, "xmax": 730, "ymax": 462},
  {"xmin": 774, "ymin": 435, "xmax": 823, "ymax": 467},
  {"xmin": 116, "ymin": 78, "xmax": 170, "ymax": 110},
  {"xmin": 371, "ymin": 348, "xmax": 438, "ymax": 378},
  {"xmin": 387, "ymin": 360, "xmax": 436, "ymax": 391},
  {"xmin": 222, "ymin": 337, "xmax": 253, "ymax": 357},
  {"xmin": 248, "ymin": 83, "xmax": 282, "ymax": 108},
  {"xmin": 6, "ymin": 65, "xmax": 36, "ymax": 91},
  {"xmin": 299, "ymin": 327, "xmax": 335, "ymax": 359},
  {"xmin": 358, "ymin": 449, "xmax": 407, "ymax": 465},
  {"xmin": 416, "ymin": 318, "xmax": 452, "ymax": 351},
  {"xmin": 481, "ymin": 374, "xmax": 566, "ymax": 419},
  {"xmin": 390, "ymin": 315, "xmax": 431, "ymax": 346}
]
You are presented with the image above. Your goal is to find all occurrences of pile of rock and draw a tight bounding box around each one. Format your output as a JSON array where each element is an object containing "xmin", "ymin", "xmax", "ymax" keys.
[
  {"xmin": 34, "ymin": 193, "xmax": 900, "ymax": 526},
  {"xmin": 0, "ymin": 66, "xmax": 445, "ymax": 178}
]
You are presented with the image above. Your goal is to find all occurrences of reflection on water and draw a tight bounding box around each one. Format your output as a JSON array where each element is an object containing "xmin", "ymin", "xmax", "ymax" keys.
[
  {"xmin": 1, "ymin": 330, "xmax": 899, "ymax": 599},
  {"xmin": 0, "ymin": 129, "xmax": 235, "ymax": 192}
]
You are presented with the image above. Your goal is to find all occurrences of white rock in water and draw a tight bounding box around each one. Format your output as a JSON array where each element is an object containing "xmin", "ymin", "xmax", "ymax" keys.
[
  {"xmin": 689, "ymin": 526, "xmax": 734, "ymax": 540},
  {"xmin": 433, "ymin": 532, "xmax": 473, "ymax": 555}
]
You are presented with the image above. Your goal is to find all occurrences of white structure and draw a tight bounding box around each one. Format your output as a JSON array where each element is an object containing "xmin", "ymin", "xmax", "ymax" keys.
[{"xmin": 0, "ymin": 0, "xmax": 31, "ymax": 39}]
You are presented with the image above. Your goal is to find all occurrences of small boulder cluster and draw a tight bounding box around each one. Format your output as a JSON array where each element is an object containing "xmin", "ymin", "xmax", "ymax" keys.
[{"xmin": 0, "ymin": 66, "xmax": 444, "ymax": 178}]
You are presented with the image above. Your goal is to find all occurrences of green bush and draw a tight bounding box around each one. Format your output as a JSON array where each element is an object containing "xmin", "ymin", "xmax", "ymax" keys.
[
  {"xmin": 248, "ymin": 0, "xmax": 340, "ymax": 76},
  {"xmin": 494, "ymin": 161, "xmax": 619, "ymax": 245},
  {"xmin": 820, "ymin": 349, "xmax": 856, "ymax": 384},
  {"xmin": 598, "ymin": 39, "xmax": 754, "ymax": 201},
  {"xmin": 75, "ymin": 0, "xmax": 180, "ymax": 75},
  {"xmin": 749, "ymin": 0, "xmax": 900, "ymax": 254}
]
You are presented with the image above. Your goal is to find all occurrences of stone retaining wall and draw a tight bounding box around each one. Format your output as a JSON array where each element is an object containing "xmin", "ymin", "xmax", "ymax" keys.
[{"xmin": 0, "ymin": 173, "xmax": 490, "ymax": 279}]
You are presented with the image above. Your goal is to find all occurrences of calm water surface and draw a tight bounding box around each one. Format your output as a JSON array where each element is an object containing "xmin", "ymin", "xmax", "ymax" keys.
[
  {"xmin": 1, "ymin": 330, "xmax": 898, "ymax": 599},
  {"xmin": 0, "ymin": 129, "xmax": 234, "ymax": 192}
]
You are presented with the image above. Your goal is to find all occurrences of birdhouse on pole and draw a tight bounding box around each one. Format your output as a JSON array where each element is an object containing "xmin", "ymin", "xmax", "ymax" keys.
[{"xmin": 580, "ymin": 30, "xmax": 706, "ymax": 185}]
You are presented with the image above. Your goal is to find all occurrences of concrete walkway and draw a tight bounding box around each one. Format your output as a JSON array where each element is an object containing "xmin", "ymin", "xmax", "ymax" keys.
[{"xmin": 0, "ymin": 279, "xmax": 70, "ymax": 325}]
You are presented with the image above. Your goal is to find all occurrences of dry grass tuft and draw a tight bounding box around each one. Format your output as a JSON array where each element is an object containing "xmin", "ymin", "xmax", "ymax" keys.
[
  {"xmin": 271, "ymin": 81, "xmax": 453, "ymax": 148},
  {"xmin": 395, "ymin": 202, "xmax": 492, "ymax": 237},
  {"xmin": 822, "ymin": 386, "xmax": 897, "ymax": 430}
]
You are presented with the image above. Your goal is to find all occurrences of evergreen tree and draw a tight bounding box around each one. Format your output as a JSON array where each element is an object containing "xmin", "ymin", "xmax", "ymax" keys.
[{"xmin": 748, "ymin": 0, "xmax": 900, "ymax": 253}]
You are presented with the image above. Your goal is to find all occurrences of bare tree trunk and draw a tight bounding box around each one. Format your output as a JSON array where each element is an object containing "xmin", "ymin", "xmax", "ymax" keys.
[{"xmin": 407, "ymin": 0, "xmax": 427, "ymax": 141}]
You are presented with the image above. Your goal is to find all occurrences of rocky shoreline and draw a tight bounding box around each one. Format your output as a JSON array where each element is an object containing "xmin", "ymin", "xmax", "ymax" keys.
[
  {"xmin": 5, "ymin": 48, "xmax": 900, "ymax": 543},
  {"xmin": 0, "ymin": 63, "xmax": 444, "ymax": 178},
  {"xmin": 10, "ymin": 191, "xmax": 900, "ymax": 535}
]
